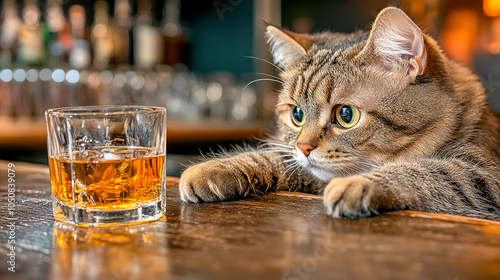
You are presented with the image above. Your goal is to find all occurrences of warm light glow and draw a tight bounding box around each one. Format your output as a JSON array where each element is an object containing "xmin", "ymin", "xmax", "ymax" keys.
[
  {"xmin": 488, "ymin": 42, "xmax": 500, "ymax": 53},
  {"xmin": 439, "ymin": 9, "xmax": 478, "ymax": 65},
  {"xmin": 484, "ymin": 0, "xmax": 500, "ymax": 17},
  {"xmin": 410, "ymin": 0, "xmax": 426, "ymax": 17},
  {"xmin": 490, "ymin": 17, "xmax": 500, "ymax": 54}
]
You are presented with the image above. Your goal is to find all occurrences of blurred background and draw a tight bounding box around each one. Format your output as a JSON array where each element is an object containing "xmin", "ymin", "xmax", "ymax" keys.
[{"xmin": 0, "ymin": 0, "xmax": 499, "ymax": 176}]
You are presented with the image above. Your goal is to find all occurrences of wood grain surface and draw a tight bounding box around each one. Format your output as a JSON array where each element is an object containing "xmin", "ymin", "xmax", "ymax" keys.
[{"xmin": 0, "ymin": 160, "xmax": 499, "ymax": 280}]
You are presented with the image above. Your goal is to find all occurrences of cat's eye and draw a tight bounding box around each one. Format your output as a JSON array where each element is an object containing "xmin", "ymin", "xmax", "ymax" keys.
[
  {"xmin": 291, "ymin": 106, "xmax": 305, "ymax": 126},
  {"xmin": 334, "ymin": 105, "xmax": 360, "ymax": 129}
]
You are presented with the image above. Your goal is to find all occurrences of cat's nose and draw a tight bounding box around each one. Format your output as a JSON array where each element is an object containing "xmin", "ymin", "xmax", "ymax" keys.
[{"xmin": 297, "ymin": 143, "xmax": 316, "ymax": 157}]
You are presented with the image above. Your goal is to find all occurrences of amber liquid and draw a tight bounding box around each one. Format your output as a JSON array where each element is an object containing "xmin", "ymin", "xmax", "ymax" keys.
[{"xmin": 49, "ymin": 147, "xmax": 164, "ymax": 209}]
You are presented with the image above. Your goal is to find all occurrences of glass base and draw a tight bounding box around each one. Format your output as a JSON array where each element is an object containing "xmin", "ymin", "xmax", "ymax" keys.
[{"xmin": 53, "ymin": 198, "xmax": 165, "ymax": 227}]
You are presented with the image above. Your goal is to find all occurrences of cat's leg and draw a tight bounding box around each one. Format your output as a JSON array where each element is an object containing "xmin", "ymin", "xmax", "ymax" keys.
[
  {"xmin": 179, "ymin": 149, "xmax": 317, "ymax": 203},
  {"xmin": 323, "ymin": 157, "xmax": 500, "ymax": 220}
]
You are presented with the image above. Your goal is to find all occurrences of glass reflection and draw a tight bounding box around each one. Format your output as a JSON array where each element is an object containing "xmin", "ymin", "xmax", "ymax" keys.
[{"xmin": 49, "ymin": 221, "xmax": 170, "ymax": 280}]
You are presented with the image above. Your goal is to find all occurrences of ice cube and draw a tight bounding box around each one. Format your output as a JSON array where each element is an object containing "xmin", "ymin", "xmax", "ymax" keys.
[
  {"xmin": 133, "ymin": 148, "xmax": 152, "ymax": 158},
  {"xmin": 82, "ymin": 150, "xmax": 103, "ymax": 161},
  {"xmin": 103, "ymin": 152, "xmax": 126, "ymax": 161}
]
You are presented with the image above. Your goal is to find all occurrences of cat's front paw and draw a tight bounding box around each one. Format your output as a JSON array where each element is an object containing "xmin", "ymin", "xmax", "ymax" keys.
[
  {"xmin": 323, "ymin": 176, "xmax": 389, "ymax": 218},
  {"xmin": 179, "ymin": 161, "xmax": 249, "ymax": 203}
]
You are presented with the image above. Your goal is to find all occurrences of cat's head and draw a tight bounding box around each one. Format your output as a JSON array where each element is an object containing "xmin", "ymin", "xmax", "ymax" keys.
[{"xmin": 266, "ymin": 7, "xmax": 461, "ymax": 181}]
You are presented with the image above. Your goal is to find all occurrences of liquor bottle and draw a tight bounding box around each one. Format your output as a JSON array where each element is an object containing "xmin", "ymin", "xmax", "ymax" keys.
[
  {"xmin": 91, "ymin": 1, "xmax": 115, "ymax": 70},
  {"xmin": 69, "ymin": 5, "xmax": 91, "ymax": 69},
  {"xmin": 114, "ymin": 0, "xmax": 133, "ymax": 65},
  {"xmin": 134, "ymin": 0, "xmax": 163, "ymax": 68},
  {"xmin": 162, "ymin": 0, "xmax": 190, "ymax": 66},
  {"xmin": 18, "ymin": 0, "xmax": 47, "ymax": 66},
  {"xmin": 0, "ymin": 0, "xmax": 21, "ymax": 67},
  {"xmin": 45, "ymin": 0, "xmax": 68, "ymax": 67}
]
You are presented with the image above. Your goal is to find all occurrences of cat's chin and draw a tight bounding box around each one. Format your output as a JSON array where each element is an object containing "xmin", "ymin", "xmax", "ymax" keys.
[
  {"xmin": 307, "ymin": 166, "xmax": 337, "ymax": 182},
  {"xmin": 297, "ymin": 154, "xmax": 338, "ymax": 182}
]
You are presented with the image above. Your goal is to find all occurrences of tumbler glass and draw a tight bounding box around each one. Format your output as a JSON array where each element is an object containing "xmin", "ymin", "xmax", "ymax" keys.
[{"xmin": 45, "ymin": 106, "xmax": 167, "ymax": 226}]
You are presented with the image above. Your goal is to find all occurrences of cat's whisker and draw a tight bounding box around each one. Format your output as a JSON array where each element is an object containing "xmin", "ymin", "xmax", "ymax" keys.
[
  {"xmin": 345, "ymin": 153, "xmax": 382, "ymax": 169},
  {"xmin": 284, "ymin": 161, "xmax": 300, "ymax": 175},
  {"xmin": 284, "ymin": 160, "xmax": 299, "ymax": 170},
  {"xmin": 283, "ymin": 159, "xmax": 302, "ymax": 183},
  {"xmin": 259, "ymin": 142, "xmax": 294, "ymax": 154},
  {"xmin": 274, "ymin": 152, "xmax": 294, "ymax": 158},
  {"xmin": 244, "ymin": 55, "xmax": 284, "ymax": 73},
  {"xmin": 353, "ymin": 160, "xmax": 379, "ymax": 169},
  {"xmin": 287, "ymin": 164, "xmax": 302, "ymax": 181},
  {"xmin": 243, "ymin": 78, "xmax": 283, "ymax": 94},
  {"xmin": 261, "ymin": 146, "xmax": 293, "ymax": 152},
  {"xmin": 260, "ymin": 141, "xmax": 293, "ymax": 148},
  {"xmin": 273, "ymin": 145, "xmax": 294, "ymax": 150},
  {"xmin": 277, "ymin": 154, "xmax": 294, "ymax": 159},
  {"xmin": 337, "ymin": 167, "xmax": 348, "ymax": 178},
  {"xmin": 260, "ymin": 149, "xmax": 294, "ymax": 159},
  {"xmin": 263, "ymin": 150, "xmax": 293, "ymax": 155},
  {"xmin": 349, "ymin": 164, "xmax": 371, "ymax": 175},
  {"xmin": 261, "ymin": 146, "xmax": 294, "ymax": 153},
  {"xmin": 339, "ymin": 164, "xmax": 356, "ymax": 178},
  {"xmin": 260, "ymin": 148, "xmax": 293, "ymax": 154},
  {"xmin": 259, "ymin": 147, "xmax": 290, "ymax": 151},
  {"xmin": 349, "ymin": 162, "xmax": 378, "ymax": 176},
  {"xmin": 260, "ymin": 144, "xmax": 293, "ymax": 149},
  {"xmin": 253, "ymin": 72, "xmax": 284, "ymax": 82}
]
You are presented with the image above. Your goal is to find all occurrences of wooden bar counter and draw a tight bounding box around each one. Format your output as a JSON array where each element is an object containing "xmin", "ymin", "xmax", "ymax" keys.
[{"xmin": 1, "ymin": 160, "xmax": 500, "ymax": 280}]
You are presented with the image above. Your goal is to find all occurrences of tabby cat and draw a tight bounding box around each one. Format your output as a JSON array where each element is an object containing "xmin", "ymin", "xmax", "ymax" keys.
[{"xmin": 179, "ymin": 7, "xmax": 500, "ymax": 221}]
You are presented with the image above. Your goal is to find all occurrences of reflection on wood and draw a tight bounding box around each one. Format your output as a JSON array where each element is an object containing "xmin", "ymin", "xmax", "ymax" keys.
[{"xmin": 0, "ymin": 161, "xmax": 500, "ymax": 280}]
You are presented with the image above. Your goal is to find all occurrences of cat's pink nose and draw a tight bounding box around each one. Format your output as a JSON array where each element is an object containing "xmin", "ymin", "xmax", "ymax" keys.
[{"xmin": 297, "ymin": 143, "xmax": 316, "ymax": 157}]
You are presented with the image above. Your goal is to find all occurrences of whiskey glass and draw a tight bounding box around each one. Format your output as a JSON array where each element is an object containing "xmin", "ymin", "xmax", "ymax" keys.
[{"xmin": 45, "ymin": 106, "xmax": 167, "ymax": 226}]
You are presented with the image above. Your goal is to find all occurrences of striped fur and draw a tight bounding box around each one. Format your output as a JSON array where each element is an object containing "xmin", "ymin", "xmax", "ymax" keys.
[{"xmin": 179, "ymin": 7, "xmax": 500, "ymax": 221}]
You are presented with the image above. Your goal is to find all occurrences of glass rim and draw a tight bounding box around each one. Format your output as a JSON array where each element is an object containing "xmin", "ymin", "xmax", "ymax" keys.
[{"xmin": 45, "ymin": 105, "xmax": 166, "ymax": 117}]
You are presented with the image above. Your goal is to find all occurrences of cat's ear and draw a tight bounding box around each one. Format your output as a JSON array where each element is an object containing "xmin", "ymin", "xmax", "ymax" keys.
[
  {"xmin": 266, "ymin": 25, "xmax": 314, "ymax": 69},
  {"xmin": 360, "ymin": 7, "xmax": 427, "ymax": 82}
]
